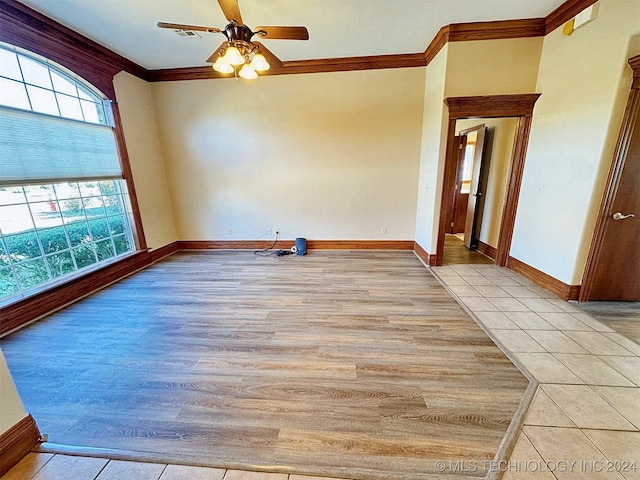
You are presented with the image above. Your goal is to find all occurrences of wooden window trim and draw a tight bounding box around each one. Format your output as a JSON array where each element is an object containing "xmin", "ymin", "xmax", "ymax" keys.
[{"xmin": 0, "ymin": 2, "xmax": 149, "ymax": 328}]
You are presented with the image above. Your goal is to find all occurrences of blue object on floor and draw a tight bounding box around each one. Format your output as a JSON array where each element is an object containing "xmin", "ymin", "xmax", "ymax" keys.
[{"xmin": 295, "ymin": 237, "xmax": 307, "ymax": 256}]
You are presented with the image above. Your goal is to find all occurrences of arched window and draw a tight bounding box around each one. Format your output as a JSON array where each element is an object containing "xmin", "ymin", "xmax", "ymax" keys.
[
  {"xmin": 0, "ymin": 45, "xmax": 108, "ymax": 124},
  {"xmin": 0, "ymin": 43, "xmax": 135, "ymax": 304}
]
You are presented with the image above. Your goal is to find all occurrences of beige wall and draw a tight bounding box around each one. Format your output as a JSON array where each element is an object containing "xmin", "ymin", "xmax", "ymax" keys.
[
  {"xmin": 456, "ymin": 117, "xmax": 518, "ymax": 248},
  {"xmin": 415, "ymin": 38, "xmax": 543, "ymax": 254},
  {"xmin": 445, "ymin": 38, "xmax": 543, "ymax": 96},
  {"xmin": 113, "ymin": 72, "xmax": 177, "ymax": 250},
  {"xmin": 151, "ymin": 68, "xmax": 425, "ymax": 241},
  {"xmin": 0, "ymin": 348, "xmax": 26, "ymax": 435},
  {"xmin": 107, "ymin": 3, "xmax": 639, "ymax": 285},
  {"xmin": 511, "ymin": 0, "xmax": 640, "ymax": 284},
  {"xmin": 415, "ymin": 46, "xmax": 449, "ymax": 253}
]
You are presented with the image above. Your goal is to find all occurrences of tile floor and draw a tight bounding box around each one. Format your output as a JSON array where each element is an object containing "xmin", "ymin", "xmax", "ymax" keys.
[
  {"xmin": 3, "ymin": 262, "xmax": 638, "ymax": 480},
  {"xmin": 432, "ymin": 263, "xmax": 639, "ymax": 480},
  {"xmin": 2, "ymin": 453, "xmax": 351, "ymax": 480}
]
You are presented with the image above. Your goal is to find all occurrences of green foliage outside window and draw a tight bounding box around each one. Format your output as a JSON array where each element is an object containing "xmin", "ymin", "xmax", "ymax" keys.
[{"xmin": 0, "ymin": 216, "xmax": 131, "ymax": 300}]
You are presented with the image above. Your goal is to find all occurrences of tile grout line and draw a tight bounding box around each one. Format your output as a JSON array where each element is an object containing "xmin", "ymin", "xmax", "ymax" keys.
[
  {"xmin": 429, "ymin": 266, "xmax": 540, "ymax": 383},
  {"xmin": 432, "ymin": 263, "xmax": 640, "ymax": 479},
  {"xmin": 428, "ymin": 265, "xmax": 541, "ymax": 480}
]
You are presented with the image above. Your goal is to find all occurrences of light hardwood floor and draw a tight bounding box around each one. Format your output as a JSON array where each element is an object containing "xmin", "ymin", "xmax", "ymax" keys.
[
  {"xmin": 1, "ymin": 251, "xmax": 528, "ymax": 480},
  {"xmin": 443, "ymin": 235, "xmax": 494, "ymax": 265}
]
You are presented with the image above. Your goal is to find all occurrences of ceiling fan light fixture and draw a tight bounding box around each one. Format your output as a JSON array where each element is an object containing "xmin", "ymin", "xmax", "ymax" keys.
[
  {"xmin": 223, "ymin": 45, "xmax": 244, "ymax": 66},
  {"xmin": 159, "ymin": 1, "xmax": 308, "ymax": 82},
  {"xmin": 250, "ymin": 52, "xmax": 270, "ymax": 71},
  {"xmin": 239, "ymin": 63, "xmax": 258, "ymax": 80},
  {"xmin": 213, "ymin": 57, "xmax": 234, "ymax": 74}
]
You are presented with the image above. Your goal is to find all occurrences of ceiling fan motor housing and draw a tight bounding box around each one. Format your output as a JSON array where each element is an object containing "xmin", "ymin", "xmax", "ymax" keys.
[{"xmin": 223, "ymin": 22, "xmax": 255, "ymax": 43}]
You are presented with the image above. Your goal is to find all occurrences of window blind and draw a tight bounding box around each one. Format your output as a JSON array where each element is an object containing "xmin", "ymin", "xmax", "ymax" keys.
[{"xmin": 0, "ymin": 105, "xmax": 122, "ymax": 185}]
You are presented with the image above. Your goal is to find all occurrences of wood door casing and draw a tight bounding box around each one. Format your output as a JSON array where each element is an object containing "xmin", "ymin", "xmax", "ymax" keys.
[
  {"xmin": 582, "ymin": 55, "xmax": 640, "ymax": 301},
  {"xmin": 436, "ymin": 94, "xmax": 541, "ymax": 267}
]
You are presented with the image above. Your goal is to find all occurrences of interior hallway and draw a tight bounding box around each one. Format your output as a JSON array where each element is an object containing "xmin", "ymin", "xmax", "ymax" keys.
[{"xmin": 443, "ymin": 234, "xmax": 494, "ymax": 266}]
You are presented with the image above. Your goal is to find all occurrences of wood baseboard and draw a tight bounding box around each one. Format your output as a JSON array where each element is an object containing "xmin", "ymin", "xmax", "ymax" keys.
[
  {"xmin": 413, "ymin": 242, "xmax": 436, "ymax": 266},
  {"xmin": 178, "ymin": 240, "xmax": 286, "ymax": 250},
  {"xmin": 0, "ymin": 240, "xmax": 415, "ymax": 336},
  {"xmin": 0, "ymin": 251, "xmax": 151, "ymax": 336},
  {"xmin": 507, "ymin": 256, "xmax": 580, "ymax": 301},
  {"xmin": 308, "ymin": 240, "xmax": 414, "ymax": 250},
  {"xmin": 0, "ymin": 415, "xmax": 41, "ymax": 478},
  {"xmin": 476, "ymin": 240, "xmax": 497, "ymax": 260},
  {"xmin": 178, "ymin": 240, "xmax": 415, "ymax": 250},
  {"xmin": 149, "ymin": 242, "xmax": 179, "ymax": 263}
]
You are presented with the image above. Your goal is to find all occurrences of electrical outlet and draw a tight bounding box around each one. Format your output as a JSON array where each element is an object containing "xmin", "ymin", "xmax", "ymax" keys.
[
  {"xmin": 267, "ymin": 227, "xmax": 273, "ymax": 235},
  {"xmin": 274, "ymin": 227, "xmax": 280, "ymax": 235},
  {"xmin": 381, "ymin": 227, "xmax": 388, "ymax": 234},
  {"xmin": 227, "ymin": 228, "xmax": 233, "ymax": 236}
]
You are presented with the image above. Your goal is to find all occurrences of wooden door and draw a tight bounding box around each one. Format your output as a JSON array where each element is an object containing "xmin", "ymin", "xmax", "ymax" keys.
[
  {"xmin": 450, "ymin": 135, "xmax": 468, "ymax": 233},
  {"xmin": 588, "ymin": 93, "xmax": 640, "ymax": 300},
  {"xmin": 462, "ymin": 126, "xmax": 486, "ymax": 249}
]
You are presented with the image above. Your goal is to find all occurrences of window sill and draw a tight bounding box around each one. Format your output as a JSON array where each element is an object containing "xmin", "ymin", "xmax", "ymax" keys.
[{"xmin": 0, "ymin": 249, "xmax": 151, "ymax": 336}]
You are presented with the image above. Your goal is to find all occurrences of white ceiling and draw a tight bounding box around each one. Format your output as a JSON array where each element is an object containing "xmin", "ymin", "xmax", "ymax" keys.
[{"xmin": 19, "ymin": 0, "xmax": 563, "ymax": 70}]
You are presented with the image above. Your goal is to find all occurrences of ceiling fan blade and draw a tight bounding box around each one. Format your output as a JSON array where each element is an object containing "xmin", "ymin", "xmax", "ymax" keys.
[
  {"xmin": 254, "ymin": 26, "xmax": 309, "ymax": 40},
  {"xmin": 253, "ymin": 42, "xmax": 284, "ymax": 68},
  {"xmin": 205, "ymin": 43, "xmax": 228, "ymax": 64},
  {"xmin": 157, "ymin": 22, "xmax": 221, "ymax": 34},
  {"xmin": 217, "ymin": 0, "xmax": 243, "ymax": 25}
]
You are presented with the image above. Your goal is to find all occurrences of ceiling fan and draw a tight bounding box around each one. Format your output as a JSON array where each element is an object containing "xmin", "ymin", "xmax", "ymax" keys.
[{"xmin": 158, "ymin": 0, "xmax": 309, "ymax": 79}]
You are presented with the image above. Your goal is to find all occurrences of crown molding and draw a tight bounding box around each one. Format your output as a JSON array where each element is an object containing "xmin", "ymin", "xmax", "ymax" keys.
[
  {"xmin": 448, "ymin": 18, "xmax": 546, "ymax": 42},
  {"xmin": 147, "ymin": 0, "xmax": 596, "ymax": 80},
  {"xmin": 423, "ymin": 18, "xmax": 546, "ymax": 66},
  {"xmin": 1, "ymin": 0, "xmax": 599, "ymax": 84},
  {"xmin": 269, "ymin": 54, "xmax": 427, "ymax": 75},
  {"xmin": 148, "ymin": 53, "xmax": 427, "ymax": 82},
  {"xmin": 544, "ymin": 0, "xmax": 599, "ymax": 34},
  {"xmin": 423, "ymin": 26, "xmax": 451, "ymax": 65},
  {"xmin": 151, "ymin": 18, "xmax": 550, "ymax": 82}
]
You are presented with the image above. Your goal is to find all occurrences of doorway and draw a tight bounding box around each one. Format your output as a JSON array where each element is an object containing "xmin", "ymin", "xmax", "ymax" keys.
[
  {"xmin": 444, "ymin": 118, "xmax": 520, "ymax": 266},
  {"xmin": 435, "ymin": 94, "xmax": 541, "ymax": 267}
]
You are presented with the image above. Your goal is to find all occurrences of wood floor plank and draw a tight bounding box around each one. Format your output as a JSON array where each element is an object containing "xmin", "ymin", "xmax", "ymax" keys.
[
  {"xmin": 1, "ymin": 251, "xmax": 527, "ymax": 480},
  {"xmin": 443, "ymin": 235, "xmax": 494, "ymax": 265},
  {"xmin": 0, "ymin": 453, "xmax": 53, "ymax": 480}
]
